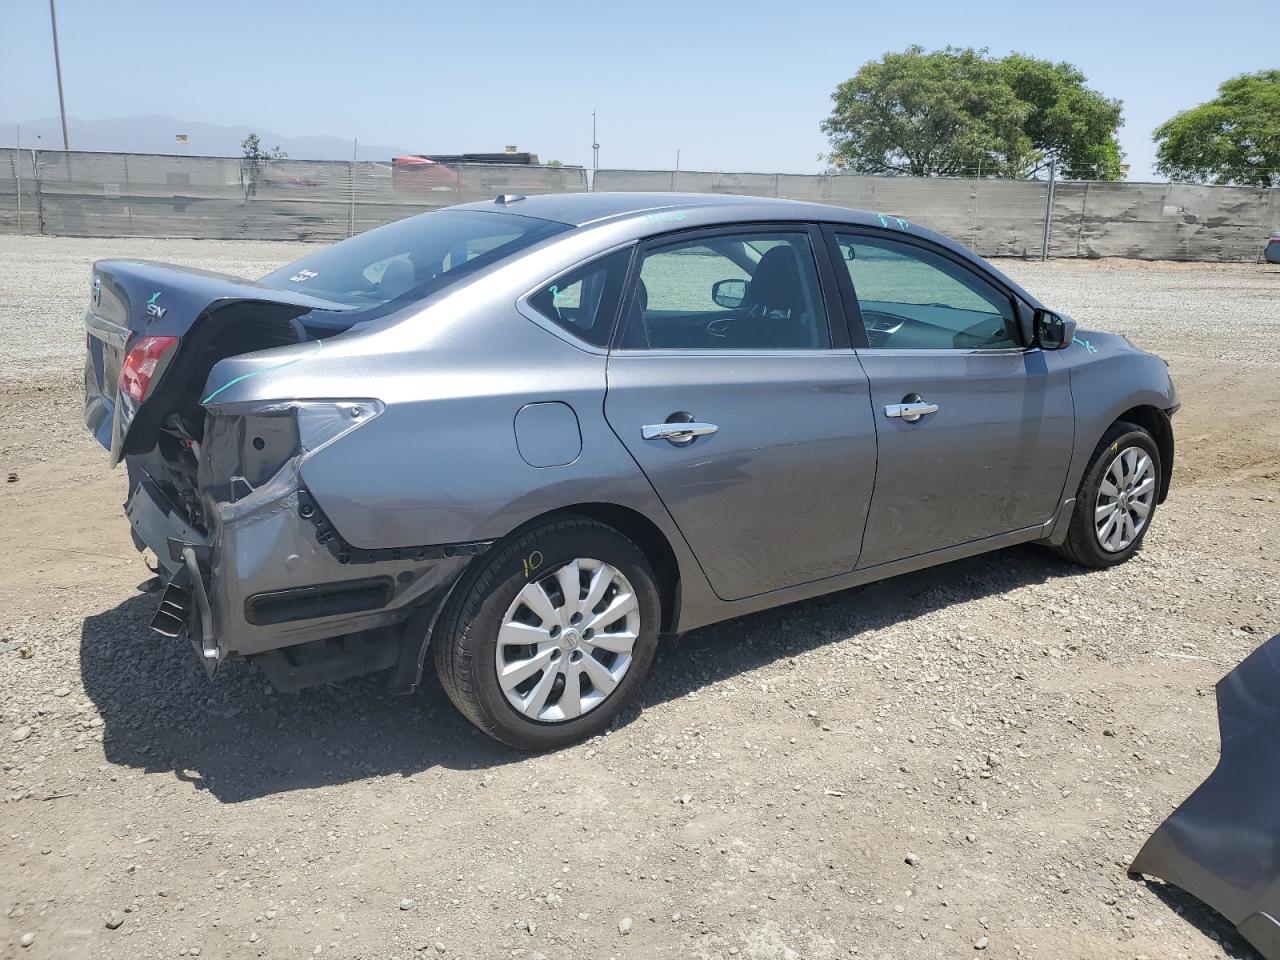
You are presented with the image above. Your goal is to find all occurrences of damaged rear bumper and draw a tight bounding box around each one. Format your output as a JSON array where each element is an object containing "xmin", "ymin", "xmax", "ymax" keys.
[
  {"xmin": 125, "ymin": 462, "xmax": 488, "ymax": 682},
  {"xmin": 1130, "ymin": 632, "xmax": 1280, "ymax": 959}
]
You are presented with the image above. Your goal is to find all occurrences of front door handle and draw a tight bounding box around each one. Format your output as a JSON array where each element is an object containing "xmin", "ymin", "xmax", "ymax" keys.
[
  {"xmin": 641, "ymin": 421, "xmax": 718, "ymax": 444},
  {"xmin": 884, "ymin": 400, "xmax": 939, "ymax": 423}
]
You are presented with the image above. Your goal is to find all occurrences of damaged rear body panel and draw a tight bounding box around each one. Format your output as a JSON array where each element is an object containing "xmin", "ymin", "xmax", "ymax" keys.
[
  {"xmin": 83, "ymin": 209, "xmax": 583, "ymax": 690},
  {"xmin": 1131, "ymin": 632, "xmax": 1280, "ymax": 960},
  {"xmin": 190, "ymin": 398, "xmax": 485, "ymax": 664},
  {"xmin": 83, "ymin": 261, "xmax": 482, "ymax": 683}
]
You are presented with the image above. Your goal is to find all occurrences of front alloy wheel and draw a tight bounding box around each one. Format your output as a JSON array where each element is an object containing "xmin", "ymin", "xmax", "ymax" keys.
[
  {"xmin": 1094, "ymin": 446, "xmax": 1157, "ymax": 552},
  {"xmin": 1053, "ymin": 420, "xmax": 1162, "ymax": 569}
]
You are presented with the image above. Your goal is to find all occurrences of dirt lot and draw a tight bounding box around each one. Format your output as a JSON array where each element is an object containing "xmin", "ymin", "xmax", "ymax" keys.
[{"xmin": 1, "ymin": 235, "xmax": 1278, "ymax": 960}]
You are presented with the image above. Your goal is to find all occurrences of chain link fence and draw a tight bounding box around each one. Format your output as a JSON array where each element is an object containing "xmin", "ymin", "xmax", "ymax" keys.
[{"xmin": 2, "ymin": 149, "xmax": 1276, "ymax": 261}]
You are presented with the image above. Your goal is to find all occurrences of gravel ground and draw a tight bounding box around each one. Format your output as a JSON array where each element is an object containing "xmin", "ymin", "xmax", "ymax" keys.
[{"xmin": 2, "ymin": 236, "xmax": 1279, "ymax": 960}]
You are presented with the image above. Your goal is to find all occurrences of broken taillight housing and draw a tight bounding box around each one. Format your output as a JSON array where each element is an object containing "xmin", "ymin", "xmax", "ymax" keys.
[{"xmin": 119, "ymin": 335, "xmax": 179, "ymax": 405}]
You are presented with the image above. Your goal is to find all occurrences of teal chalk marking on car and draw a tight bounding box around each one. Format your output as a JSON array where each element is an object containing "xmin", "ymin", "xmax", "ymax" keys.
[
  {"xmin": 549, "ymin": 284, "xmax": 569, "ymax": 320},
  {"xmin": 201, "ymin": 340, "xmax": 324, "ymax": 404},
  {"xmin": 1076, "ymin": 338, "xmax": 1098, "ymax": 354},
  {"xmin": 895, "ymin": 217, "xmax": 909, "ymax": 230},
  {"xmin": 644, "ymin": 210, "xmax": 687, "ymax": 225}
]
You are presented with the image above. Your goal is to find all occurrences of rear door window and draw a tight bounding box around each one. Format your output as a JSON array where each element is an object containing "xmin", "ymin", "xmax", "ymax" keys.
[{"xmin": 619, "ymin": 231, "xmax": 830, "ymax": 350}]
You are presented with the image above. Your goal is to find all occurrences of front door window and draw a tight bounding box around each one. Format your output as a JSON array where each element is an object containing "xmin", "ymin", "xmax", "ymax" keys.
[{"xmin": 835, "ymin": 234, "xmax": 1020, "ymax": 350}]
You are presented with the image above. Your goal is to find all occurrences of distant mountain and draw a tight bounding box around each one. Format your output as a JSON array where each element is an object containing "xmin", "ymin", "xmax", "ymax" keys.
[{"xmin": 0, "ymin": 114, "xmax": 415, "ymax": 161}]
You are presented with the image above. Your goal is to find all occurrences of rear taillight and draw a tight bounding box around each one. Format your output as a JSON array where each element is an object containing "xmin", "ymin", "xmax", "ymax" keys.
[{"xmin": 119, "ymin": 335, "xmax": 179, "ymax": 405}]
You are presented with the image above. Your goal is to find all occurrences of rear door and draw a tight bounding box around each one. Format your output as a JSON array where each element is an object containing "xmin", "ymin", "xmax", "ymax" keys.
[
  {"xmin": 828, "ymin": 227, "xmax": 1074, "ymax": 568},
  {"xmin": 601, "ymin": 224, "xmax": 878, "ymax": 601}
]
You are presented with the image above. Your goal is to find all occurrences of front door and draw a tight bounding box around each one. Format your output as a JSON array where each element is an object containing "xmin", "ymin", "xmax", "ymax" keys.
[
  {"xmin": 604, "ymin": 225, "xmax": 878, "ymax": 601},
  {"xmin": 829, "ymin": 229, "xmax": 1075, "ymax": 568}
]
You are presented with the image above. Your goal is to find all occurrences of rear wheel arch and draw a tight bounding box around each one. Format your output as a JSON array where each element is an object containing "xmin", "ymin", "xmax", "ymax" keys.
[
  {"xmin": 1107, "ymin": 405, "xmax": 1173, "ymax": 503},
  {"xmin": 394, "ymin": 502, "xmax": 682, "ymax": 695},
  {"xmin": 513, "ymin": 503, "xmax": 682, "ymax": 635}
]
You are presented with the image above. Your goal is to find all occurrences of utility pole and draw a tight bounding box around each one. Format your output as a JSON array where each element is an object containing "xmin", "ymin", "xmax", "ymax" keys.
[
  {"xmin": 1040, "ymin": 154, "xmax": 1057, "ymax": 262},
  {"xmin": 49, "ymin": 0, "xmax": 70, "ymax": 150},
  {"xmin": 349, "ymin": 137, "xmax": 357, "ymax": 237},
  {"xmin": 15, "ymin": 124, "xmax": 22, "ymax": 234},
  {"xmin": 590, "ymin": 111, "xmax": 599, "ymax": 191}
]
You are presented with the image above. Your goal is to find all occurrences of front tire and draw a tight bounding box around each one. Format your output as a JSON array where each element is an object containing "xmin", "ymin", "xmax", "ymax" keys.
[
  {"xmin": 1053, "ymin": 421, "xmax": 1161, "ymax": 568},
  {"xmin": 433, "ymin": 516, "xmax": 661, "ymax": 750}
]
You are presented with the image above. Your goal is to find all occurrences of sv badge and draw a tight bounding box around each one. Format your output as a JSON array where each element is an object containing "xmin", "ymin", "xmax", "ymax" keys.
[{"xmin": 146, "ymin": 290, "xmax": 167, "ymax": 319}]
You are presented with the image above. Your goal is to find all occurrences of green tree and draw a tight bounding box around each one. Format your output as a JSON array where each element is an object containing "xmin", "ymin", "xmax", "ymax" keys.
[
  {"xmin": 1000, "ymin": 54, "xmax": 1124, "ymax": 179},
  {"xmin": 240, "ymin": 133, "xmax": 287, "ymax": 160},
  {"xmin": 1153, "ymin": 71, "xmax": 1280, "ymax": 187},
  {"xmin": 821, "ymin": 46, "xmax": 1124, "ymax": 180}
]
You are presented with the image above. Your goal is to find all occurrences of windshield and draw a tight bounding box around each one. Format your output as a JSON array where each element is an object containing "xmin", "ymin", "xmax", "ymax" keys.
[{"xmin": 259, "ymin": 209, "xmax": 569, "ymax": 308}]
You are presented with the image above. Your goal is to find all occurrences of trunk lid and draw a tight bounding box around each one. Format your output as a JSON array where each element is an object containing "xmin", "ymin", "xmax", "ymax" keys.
[{"xmin": 84, "ymin": 260, "xmax": 356, "ymax": 464}]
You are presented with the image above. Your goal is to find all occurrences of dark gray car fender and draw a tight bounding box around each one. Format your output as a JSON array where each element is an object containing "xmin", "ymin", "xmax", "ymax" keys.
[
  {"xmin": 1131, "ymin": 633, "xmax": 1280, "ymax": 960},
  {"xmin": 1054, "ymin": 330, "xmax": 1178, "ymax": 514}
]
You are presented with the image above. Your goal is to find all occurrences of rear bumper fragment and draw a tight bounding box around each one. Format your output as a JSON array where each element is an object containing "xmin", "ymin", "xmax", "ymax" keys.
[{"xmin": 244, "ymin": 576, "xmax": 395, "ymax": 626}]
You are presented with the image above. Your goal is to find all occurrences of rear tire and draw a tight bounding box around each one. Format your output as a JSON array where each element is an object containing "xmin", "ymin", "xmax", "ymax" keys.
[
  {"xmin": 433, "ymin": 516, "xmax": 661, "ymax": 750},
  {"xmin": 1053, "ymin": 421, "xmax": 1161, "ymax": 569}
]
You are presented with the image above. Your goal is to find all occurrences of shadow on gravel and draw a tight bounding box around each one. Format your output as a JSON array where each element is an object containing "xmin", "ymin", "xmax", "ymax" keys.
[
  {"xmin": 80, "ymin": 593, "xmax": 524, "ymax": 803},
  {"xmin": 1139, "ymin": 879, "xmax": 1262, "ymax": 960},
  {"xmin": 642, "ymin": 543, "xmax": 1092, "ymax": 710},
  {"xmin": 81, "ymin": 543, "xmax": 1088, "ymax": 803}
]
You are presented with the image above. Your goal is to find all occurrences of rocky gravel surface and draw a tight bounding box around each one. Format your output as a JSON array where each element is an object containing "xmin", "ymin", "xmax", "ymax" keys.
[{"xmin": 1, "ymin": 236, "xmax": 1278, "ymax": 959}]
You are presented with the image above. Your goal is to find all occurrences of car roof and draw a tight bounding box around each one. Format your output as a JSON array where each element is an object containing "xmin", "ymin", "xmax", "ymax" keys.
[
  {"xmin": 448, "ymin": 191, "xmax": 1047, "ymax": 311},
  {"xmin": 450, "ymin": 191, "xmax": 884, "ymax": 228}
]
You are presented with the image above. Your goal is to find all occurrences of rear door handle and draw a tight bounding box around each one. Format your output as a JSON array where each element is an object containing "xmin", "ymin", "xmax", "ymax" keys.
[
  {"xmin": 641, "ymin": 422, "xmax": 718, "ymax": 444},
  {"xmin": 884, "ymin": 401, "xmax": 939, "ymax": 423}
]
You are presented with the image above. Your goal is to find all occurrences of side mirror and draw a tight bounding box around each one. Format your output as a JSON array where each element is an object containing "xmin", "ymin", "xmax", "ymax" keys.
[
  {"xmin": 711, "ymin": 278, "xmax": 747, "ymax": 309},
  {"xmin": 1035, "ymin": 309, "xmax": 1076, "ymax": 350}
]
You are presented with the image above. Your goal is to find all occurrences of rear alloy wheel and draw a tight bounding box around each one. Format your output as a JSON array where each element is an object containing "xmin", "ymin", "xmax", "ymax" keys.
[
  {"xmin": 433, "ymin": 517, "xmax": 661, "ymax": 750},
  {"xmin": 495, "ymin": 559, "xmax": 641, "ymax": 723},
  {"xmin": 1053, "ymin": 421, "xmax": 1162, "ymax": 568}
]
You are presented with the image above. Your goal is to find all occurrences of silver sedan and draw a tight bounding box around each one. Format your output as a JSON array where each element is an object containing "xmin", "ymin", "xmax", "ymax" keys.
[{"xmin": 83, "ymin": 193, "xmax": 1178, "ymax": 749}]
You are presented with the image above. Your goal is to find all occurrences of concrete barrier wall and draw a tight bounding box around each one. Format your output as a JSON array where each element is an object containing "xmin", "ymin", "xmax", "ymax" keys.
[
  {"xmin": 596, "ymin": 169, "xmax": 1279, "ymax": 262},
  {"xmin": 2, "ymin": 150, "xmax": 1275, "ymax": 260},
  {"xmin": 0, "ymin": 149, "xmax": 588, "ymax": 241}
]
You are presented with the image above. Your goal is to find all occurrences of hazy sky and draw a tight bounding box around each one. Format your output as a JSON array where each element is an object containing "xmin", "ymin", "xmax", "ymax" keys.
[{"xmin": 1, "ymin": 0, "xmax": 1273, "ymax": 180}]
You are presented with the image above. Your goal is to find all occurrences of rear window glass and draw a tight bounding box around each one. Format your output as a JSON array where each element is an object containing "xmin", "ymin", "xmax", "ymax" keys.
[
  {"xmin": 260, "ymin": 210, "xmax": 568, "ymax": 308},
  {"xmin": 527, "ymin": 247, "xmax": 632, "ymax": 346}
]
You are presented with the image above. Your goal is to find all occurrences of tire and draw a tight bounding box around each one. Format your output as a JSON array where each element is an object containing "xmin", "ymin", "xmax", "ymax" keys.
[
  {"xmin": 432, "ymin": 516, "xmax": 662, "ymax": 750},
  {"xmin": 1053, "ymin": 421, "xmax": 1162, "ymax": 568}
]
